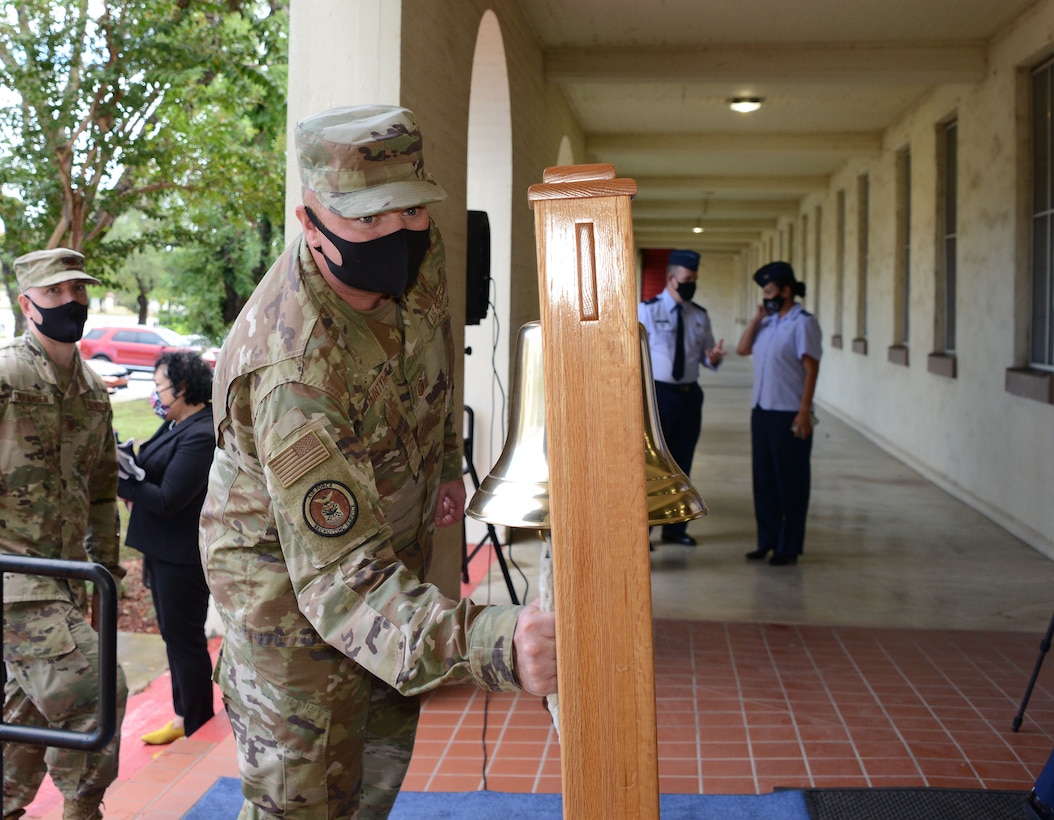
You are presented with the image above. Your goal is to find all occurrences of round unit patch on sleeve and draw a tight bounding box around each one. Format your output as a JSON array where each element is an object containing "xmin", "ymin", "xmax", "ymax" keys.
[{"xmin": 303, "ymin": 481, "xmax": 359, "ymax": 537}]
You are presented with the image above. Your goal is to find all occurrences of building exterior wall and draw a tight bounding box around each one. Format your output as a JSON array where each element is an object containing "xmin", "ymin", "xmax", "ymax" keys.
[
  {"xmin": 285, "ymin": 0, "xmax": 1054, "ymax": 566},
  {"xmin": 762, "ymin": 0, "xmax": 1054, "ymax": 558}
]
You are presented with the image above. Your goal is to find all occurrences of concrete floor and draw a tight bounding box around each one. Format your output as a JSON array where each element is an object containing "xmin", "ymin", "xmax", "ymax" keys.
[
  {"xmin": 43, "ymin": 353, "xmax": 1053, "ymax": 820},
  {"xmin": 120, "ymin": 354, "xmax": 1054, "ymax": 695},
  {"xmin": 470, "ymin": 355, "xmax": 1054, "ymax": 635}
]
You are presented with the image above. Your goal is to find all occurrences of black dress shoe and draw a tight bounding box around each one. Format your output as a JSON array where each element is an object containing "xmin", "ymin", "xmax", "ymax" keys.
[
  {"xmin": 768, "ymin": 554, "xmax": 798, "ymax": 566},
  {"xmin": 744, "ymin": 549, "xmax": 769, "ymax": 561},
  {"xmin": 661, "ymin": 534, "xmax": 697, "ymax": 546}
]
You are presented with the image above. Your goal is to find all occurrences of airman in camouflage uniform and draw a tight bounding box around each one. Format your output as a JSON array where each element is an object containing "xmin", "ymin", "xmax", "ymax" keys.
[
  {"xmin": 200, "ymin": 105, "xmax": 557, "ymax": 819},
  {"xmin": 1, "ymin": 249, "xmax": 128, "ymax": 820}
]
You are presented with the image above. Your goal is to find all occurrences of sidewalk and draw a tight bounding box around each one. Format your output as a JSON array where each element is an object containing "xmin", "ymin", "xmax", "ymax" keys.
[
  {"xmin": 22, "ymin": 555, "xmax": 498, "ymax": 819},
  {"xmin": 23, "ymin": 636, "xmax": 219, "ymax": 819}
]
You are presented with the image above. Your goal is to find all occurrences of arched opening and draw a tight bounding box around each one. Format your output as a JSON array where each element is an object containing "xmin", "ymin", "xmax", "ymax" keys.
[
  {"xmin": 464, "ymin": 11, "xmax": 512, "ymax": 545},
  {"xmin": 556, "ymin": 135, "xmax": 574, "ymax": 167}
]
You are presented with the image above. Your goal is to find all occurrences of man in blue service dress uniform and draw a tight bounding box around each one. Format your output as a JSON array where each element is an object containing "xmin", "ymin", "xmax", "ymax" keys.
[{"xmin": 638, "ymin": 249, "xmax": 725, "ymax": 546}]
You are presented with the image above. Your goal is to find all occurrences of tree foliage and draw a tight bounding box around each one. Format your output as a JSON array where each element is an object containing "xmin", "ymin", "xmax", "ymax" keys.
[{"xmin": 0, "ymin": 0, "xmax": 287, "ymax": 335}]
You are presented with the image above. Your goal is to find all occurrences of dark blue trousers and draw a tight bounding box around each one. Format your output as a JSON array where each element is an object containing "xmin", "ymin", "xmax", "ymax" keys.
[
  {"xmin": 751, "ymin": 407, "xmax": 812, "ymax": 558},
  {"xmin": 655, "ymin": 382, "xmax": 703, "ymax": 538}
]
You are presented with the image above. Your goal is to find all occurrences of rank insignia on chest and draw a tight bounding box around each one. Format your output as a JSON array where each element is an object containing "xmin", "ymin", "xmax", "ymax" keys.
[{"xmin": 303, "ymin": 480, "xmax": 359, "ymax": 537}]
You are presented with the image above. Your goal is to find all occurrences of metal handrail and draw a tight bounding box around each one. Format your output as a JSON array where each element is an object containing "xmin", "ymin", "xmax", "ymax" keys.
[{"xmin": 0, "ymin": 555, "xmax": 118, "ymax": 751}]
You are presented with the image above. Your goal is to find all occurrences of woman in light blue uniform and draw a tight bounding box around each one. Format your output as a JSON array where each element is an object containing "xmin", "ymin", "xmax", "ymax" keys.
[{"xmin": 736, "ymin": 261, "xmax": 822, "ymax": 566}]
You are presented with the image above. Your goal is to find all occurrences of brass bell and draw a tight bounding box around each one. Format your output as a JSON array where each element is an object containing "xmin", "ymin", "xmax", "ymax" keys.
[
  {"xmin": 466, "ymin": 322, "xmax": 550, "ymax": 529},
  {"xmin": 466, "ymin": 321, "xmax": 707, "ymax": 529},
  {"xmin": 638, "ymin": 324, "xmax": 709, "ymax": 527}
]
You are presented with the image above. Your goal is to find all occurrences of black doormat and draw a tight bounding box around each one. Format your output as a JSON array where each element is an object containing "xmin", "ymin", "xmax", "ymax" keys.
[{"xmin": 803, "ymin": 787, "xmax": 1029, "ymax": 820}]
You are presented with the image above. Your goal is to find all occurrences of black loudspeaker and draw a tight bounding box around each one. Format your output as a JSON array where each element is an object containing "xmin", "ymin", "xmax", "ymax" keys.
[{"xmin": 466, "ymin": 210, "xmax": 491, "ymax": 325}]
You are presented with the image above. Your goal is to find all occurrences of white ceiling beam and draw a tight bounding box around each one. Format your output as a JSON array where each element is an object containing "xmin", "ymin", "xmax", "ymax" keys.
[
  {"xmin": 632, "ymin": 175, "xmax": 829, "ymax": 195},
  {"xmin": 589, "ymin": 132, "xmax": 881, "ymax": 154},
  {"xmin": 634, "ymin": 216, "xmax": 777, "ymax": 231},
  {"xmin": 547, "ymin": 43, "xmax": 987, "ymax": 85},
  {"xmin": 632, "ymin": 239, "xmax": 758, "ymax": 251},
  {"xmin": 636, "ymin": 245, "xmax": 750, "ymax": 256},
  {"xmin": 632, "ymin": 198, "xmax": 802, "ymax": 216},
  {"xmin": 634, "ymin": 228, "xmax": 763, "ymax": 243},
  {"xmin": 695, "ymin": 247, "xmax": 749, "ymax": 256}
]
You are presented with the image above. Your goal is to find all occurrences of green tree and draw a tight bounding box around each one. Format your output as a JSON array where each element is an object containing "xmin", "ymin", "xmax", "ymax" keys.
[
  {"xmin": 103, "ymin": 210, "xmax": 171, "ymax": 323},
  {"xmin": 0, "ymin": 0, "xmax": 287, "ymax": 335}
]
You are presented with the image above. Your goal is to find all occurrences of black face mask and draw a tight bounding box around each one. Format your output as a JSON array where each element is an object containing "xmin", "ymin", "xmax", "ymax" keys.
[
  {"xmin": 28, "ymin": 297, "xmax": 89, "ymax": 343},
  {"xmin": 763, "ymin": 296, "xmax": 785, "ymax": 315},
  {"xmin": 305, "ymin": 208, "xmax": 430, "ymax": 297},
  {"xmin": 675, "ymin": 281, "xmax": 696, "ymax": 302}
]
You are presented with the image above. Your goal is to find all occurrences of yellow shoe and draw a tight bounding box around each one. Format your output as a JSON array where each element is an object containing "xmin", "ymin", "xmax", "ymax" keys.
[{"xmin": 141, "ymin": 720, "xmax": 185, "ymax": 745}]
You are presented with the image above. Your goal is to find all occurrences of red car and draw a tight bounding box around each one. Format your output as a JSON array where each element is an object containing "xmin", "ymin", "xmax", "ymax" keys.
[{"xmin": 79, "ymin": 325, "xmax": 196, "ymax": 371}]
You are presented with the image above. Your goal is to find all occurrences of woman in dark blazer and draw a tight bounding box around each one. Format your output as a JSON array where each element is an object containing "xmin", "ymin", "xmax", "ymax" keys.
[{"xmin": 118, "ymin": 350, "xmax": 216, "ymax": 743}]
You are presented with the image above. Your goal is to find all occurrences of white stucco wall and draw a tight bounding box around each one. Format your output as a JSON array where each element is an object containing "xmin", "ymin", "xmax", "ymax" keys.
[
  {"xmin": 284, "ymin": 2, "xmax": 403, "ymax": 243},
  {"xmin": 698, "ymin": 256, "xmax": 737, "ymax": 350},
  {"xmin": 763, "ymin": 0, "xmax": 1054, "ymax": 558}
]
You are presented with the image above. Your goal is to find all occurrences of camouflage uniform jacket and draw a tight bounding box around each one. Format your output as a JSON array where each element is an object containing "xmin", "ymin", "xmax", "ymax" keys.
[
  {"xmin": 0, "ymin": 332, "xmax": 122, "ymax": 603},
  {"xmin": 201, "ymin": 229, "xmax": 521, "ymax": 697}
]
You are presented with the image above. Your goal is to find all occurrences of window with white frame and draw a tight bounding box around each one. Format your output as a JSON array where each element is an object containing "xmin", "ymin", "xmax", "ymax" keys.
[
  {"xmin": 940, "ymin": 120, "xmax": 958, "ymax": 355},
  {"xmin": 801, "ymin": 212, "xmax": 809, "ymax": 305},
  {"xmin": 835, "ymin": 189, "xmax": 845, "ymax": 340},
  {"xmin": 896, "ymin": 148, "xmax": 912, "ymax": 346},
  {"xmin": 1032, "ymin": 59, "xmax": 1054, "ymax": 369},
  {"xmin": 857, "ymin": 174, "xmax": 869, "ymax": 341},
  {"xmin": 813, "ymin": 205, "xmax": 822, "ymax": 317}
]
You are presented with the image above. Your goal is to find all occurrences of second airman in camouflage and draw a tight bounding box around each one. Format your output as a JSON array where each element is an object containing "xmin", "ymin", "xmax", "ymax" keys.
[
  {"xmin": 200, "ymin": 105, "xmax": 557, "ymax": 819},
  {"xmin": 1, "ymin": 248, "xmax": 128, "ymax": 820}
]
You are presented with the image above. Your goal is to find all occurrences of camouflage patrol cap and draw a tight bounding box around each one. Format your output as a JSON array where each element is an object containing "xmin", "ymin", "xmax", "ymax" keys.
[
  {"xmin": 295, "ymin": 105, "xmax": 447, "ymax": 218},
  {"xmin": 14, "ymin": 248, "xmax": 100, "ymax": 292}
]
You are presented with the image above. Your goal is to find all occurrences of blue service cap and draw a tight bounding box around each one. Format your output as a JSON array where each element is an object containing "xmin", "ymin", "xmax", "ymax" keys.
[
  {"xmin": 753, "ymin": 261, "xmax": 797, "ymax": 288},
  {"xmin": 668, "ymin": 249, "xmax": 700, "ymax": 271}
]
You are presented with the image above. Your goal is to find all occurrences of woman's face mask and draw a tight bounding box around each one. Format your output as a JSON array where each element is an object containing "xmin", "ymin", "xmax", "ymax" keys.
[
  {"xmin": 149, "ymin": 389, "xmax": 171, "ymax": 420},
  {"xmin": 763, "ymin": 295, "xmax": 785, "ymax": 315},
  {"xmin": 305, "ymin": 208, "xmax": 430, "ymax": 297}
]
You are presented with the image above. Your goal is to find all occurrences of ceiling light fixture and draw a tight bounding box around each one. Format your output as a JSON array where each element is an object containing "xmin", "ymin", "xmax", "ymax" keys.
[
  {"xmin": 692, "ymin": 222, "xmax": 704, "ymax": 234},
  {"xmin": 729, "ymin": 97, "xmax": 763, "ymax": 113}
]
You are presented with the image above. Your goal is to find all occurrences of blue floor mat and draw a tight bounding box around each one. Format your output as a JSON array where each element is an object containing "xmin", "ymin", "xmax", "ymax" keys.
[{"xmin": 182, "ymin": 778, "xmax": 811, "ymax": 819}]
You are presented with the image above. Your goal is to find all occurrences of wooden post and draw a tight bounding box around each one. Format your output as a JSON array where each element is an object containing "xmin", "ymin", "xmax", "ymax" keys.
[{"xmin": 528, "ymin": 164, "xmax": 659, "ymax": 818}]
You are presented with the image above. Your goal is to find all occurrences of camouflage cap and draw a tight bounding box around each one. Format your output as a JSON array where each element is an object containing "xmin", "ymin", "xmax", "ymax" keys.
[
  {"xmin": 14, "ymin": 248, "xmax": 100, "ymax": 292},
  {"xmin": 295, "ymin": 105, "xmax": 447, "ymax": 218}
]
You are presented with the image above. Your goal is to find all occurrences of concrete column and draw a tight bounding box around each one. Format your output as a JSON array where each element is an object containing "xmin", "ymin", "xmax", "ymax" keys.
[{"xmin": 284, "ymin": 1, "xmax": 403, "ymax": 242}]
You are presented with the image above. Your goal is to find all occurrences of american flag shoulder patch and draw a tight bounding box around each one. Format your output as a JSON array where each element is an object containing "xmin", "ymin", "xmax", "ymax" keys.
[{"xmin": 271, "ymin": 430, "xmax": 330, "ymax": 487}]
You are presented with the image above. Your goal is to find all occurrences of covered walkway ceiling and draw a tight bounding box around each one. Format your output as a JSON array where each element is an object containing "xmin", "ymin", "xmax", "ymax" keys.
[{"xmin": 516, "ymin": 0, "xmax": 1037, "ymax": 255}]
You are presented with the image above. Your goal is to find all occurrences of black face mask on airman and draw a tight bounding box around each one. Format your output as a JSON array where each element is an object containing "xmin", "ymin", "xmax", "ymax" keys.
[
  {"xmin": 305, "ymin": 208, "xmax": 430, "ymax": 298},
  {"xmin": 763, "ymin": 296, "xmax": 785, "ymax": 315},
  {"xmin": 28, "ymin": 298, "xmax": 89, "ymax": 343},
  {"xmin": 675, "ymin": 281, "xmax": 696, "ymax": 302}
]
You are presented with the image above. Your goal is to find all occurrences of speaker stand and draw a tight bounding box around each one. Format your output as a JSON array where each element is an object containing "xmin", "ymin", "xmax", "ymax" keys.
[{"xmin": 461, "ymin": 406, "xmax": 520, "ymax": 605}]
